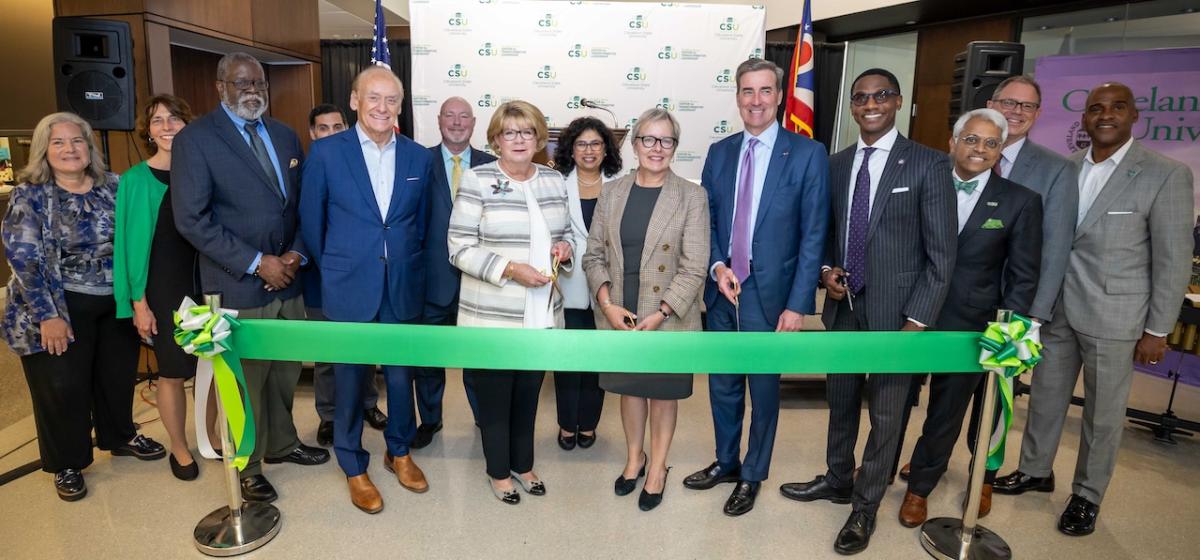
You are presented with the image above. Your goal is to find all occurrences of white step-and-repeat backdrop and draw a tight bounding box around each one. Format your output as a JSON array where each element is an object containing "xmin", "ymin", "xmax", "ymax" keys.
[{"xmin": 409, "ymin": 0, "xmax": 767, "ymax": 180}]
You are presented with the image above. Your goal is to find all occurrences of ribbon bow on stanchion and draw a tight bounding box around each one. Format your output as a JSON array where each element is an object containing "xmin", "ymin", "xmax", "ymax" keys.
[
  {"xmin": 175, "ymin": 296, "xmax": 255, "ymax": 470},
  {"xmin": 978, "ymin": 313, "xmax": 1042, "ymax": 470}
]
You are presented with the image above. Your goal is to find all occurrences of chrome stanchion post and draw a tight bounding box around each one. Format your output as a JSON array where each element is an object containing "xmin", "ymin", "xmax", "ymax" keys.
[
  {"xmin": 920, "ymin": 310, "xmax": 1013, "ymax": 560},
  {"xmin": 194, "ymin": 293, "xmax": 281, "ymax": 556}
]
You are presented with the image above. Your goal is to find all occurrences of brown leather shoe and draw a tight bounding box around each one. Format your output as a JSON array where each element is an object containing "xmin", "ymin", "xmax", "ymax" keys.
[
  {"xmin": 899, "ymin": 491, "xmax": 928, "ymax": 528},
  {"xmin": 979, "ymin": 484, "xmax": 992, "ymax": 518},
  {"xmin": 384, "ymin": 452, "xmax": 429, "ymax": 493},
  {"xmin": 347, "ymin": 474, "xmax": 383, "ymax": 514}
]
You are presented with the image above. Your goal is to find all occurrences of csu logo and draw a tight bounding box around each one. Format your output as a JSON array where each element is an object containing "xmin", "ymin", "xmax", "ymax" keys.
[
  {"xmin": 719, "ymin": 17, "xmax": 740, "ymax": 31},
  {"xmin": 537, "ymin": 13, "xmax": 557, "ymax": 27},
  {"xmin": 656, "ymin": 97, "xmax": 676, "ymax": 111},
  {"xmin": 625, "ymin": 117, "xmax": 640, "ymax": 130},
  {"xmin": 566, "ymin": 96, "xmax": 583, "ymax": 109},
  {"xmin": 477, "ymin": 94, "xmax": 497, "ymax": 108},
  {"xmin": 447, "ymin": 64, "xmax": 469, "ymax": 78},
  {"xmin": 748, "ymin": 47, "xmax": 763, "ymax": 59},
  {"xmin": 713, "ymin": 120, "xmax": 733, "ymax": 134},
  {"xmin": 448, "ymin": 12, "xmax": 468, "ymax": 26},
  {"xmin": 626, "ymin": 67, "xmax": 647, "ymax": 81},
  {"xmin": 715, "ymin": 69, "xmax": 733, "ymax": 83},
  {"xmin": 628, "ymin": 15, "xmax": 648, "ymax": 29},
  {"xmin": 567, "ymin": 44, "xmax": 588, "ymax": 58},
  {"xmin": 477, "ymin": 42, "xmax": 499, "ymax": 57},
  {"xmin": 657, "ymin": 46, "xmax": 678, "ymax": 60},
  {"xmin": 537, "ymin": 65, "xmax": 557, "ymax": 79}
]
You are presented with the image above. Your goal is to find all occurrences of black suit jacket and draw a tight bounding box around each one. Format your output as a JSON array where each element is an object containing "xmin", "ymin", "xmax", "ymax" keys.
[
  {"xmin": 936, "ymin": 173, "xmax": 1043, "ymax": 331},
  {"xmin": 424, "ymin": 144, "xmax": 497, "ymax": 315},
  {"xmin": 172, "ymin": 108, "xmax": 305, "ymax": 309},
  {"xmin": 822, "ymin": 133, "xmax": 958, "ymax": 331}
]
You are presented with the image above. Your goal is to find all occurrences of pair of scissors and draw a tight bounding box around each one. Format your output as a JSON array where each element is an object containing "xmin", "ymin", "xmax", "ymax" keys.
[
  {"xmin": 838, "ymin": 272, "xmax": 854, "ymax": 311},
  {"xmin": 546, "ymin": 256, "xmax": 562, "ymax": 311}
]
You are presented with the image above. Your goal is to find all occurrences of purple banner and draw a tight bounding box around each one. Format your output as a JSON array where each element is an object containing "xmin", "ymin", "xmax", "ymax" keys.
[{"xmin": 1030, "ymin": 48, "xmax": 1200, "ymax": 207}]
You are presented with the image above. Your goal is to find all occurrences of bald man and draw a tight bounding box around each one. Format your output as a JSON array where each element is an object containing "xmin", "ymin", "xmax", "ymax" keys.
[{"xmin": 300, "ymin": 66, "xmax": 436, "ymax": 513}]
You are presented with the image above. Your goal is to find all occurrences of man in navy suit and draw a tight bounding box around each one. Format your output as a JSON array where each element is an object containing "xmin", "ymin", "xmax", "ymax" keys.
[
  {"xmin": 173, "ymin": 52, "xmax": 330, "ymax": 505},
  {"xmin": 684, "ymin": 58, "xmax": 830, "ymax": 517},
  {"xmin": 300, "ymin": 66, "xmax": 434, "ymax": 514},
  {"xmin": 411, "ymin": 96, "xmax": 496, "ymax": 448}
]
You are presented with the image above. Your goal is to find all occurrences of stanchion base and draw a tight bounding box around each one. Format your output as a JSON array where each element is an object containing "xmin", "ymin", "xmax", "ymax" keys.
[
  {"xmin": 194, "ymin": 502, "xmax": 281, "ymax": 557},
  {"xmin": 920, "ymin": 517, "xmax": 1011, "ymax": 560}
]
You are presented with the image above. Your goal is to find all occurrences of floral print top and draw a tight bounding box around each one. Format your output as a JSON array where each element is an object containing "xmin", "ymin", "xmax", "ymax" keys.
[{"xmin": 56, "ymin": 185, "xmax": 116, "ymax": 295}]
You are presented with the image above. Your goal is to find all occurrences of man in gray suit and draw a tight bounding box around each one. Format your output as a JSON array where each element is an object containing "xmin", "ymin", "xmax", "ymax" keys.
[
  {"xmin": 173, "ymin": 52, "xmax": 330, "ymax": 503},
  {"xmin": 778, "ymin": 68, "xmax": 957, "ymax": 555},
  {"xmin": 994, "ymin": 83, "xmax": 1194, "ymax": 536}
]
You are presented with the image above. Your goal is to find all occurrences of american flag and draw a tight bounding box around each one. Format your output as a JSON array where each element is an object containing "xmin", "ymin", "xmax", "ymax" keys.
[
  {"xmin": 783, "ymin": 0, "xmax": 815, "ymax": 138},
  {"xmin": 370, "ymin": 0, "xmax": 390, "ymax": 67}
]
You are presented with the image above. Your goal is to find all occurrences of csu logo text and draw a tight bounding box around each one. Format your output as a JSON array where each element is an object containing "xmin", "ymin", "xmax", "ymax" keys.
[
  {"xmin": 477, "ymin": 42, "xmax": 499, "ymax": 57},
  {"xmin": 713, "ymin": 120, "xmax": 733, "ymax": 134},
  {"xmin": 537, "ymin": 65, "xmax": 557, "ymax": 79},
  {"xmin": 715, "ymin": 69, "xmax": 733, "ymax": 83},
  {"xmin": 447, "ymin": 64, "xmax": 469, "ymax": 78},
  {"xmin": 657, "ymin": 46, "xmax": 678, "ymax": 60},
  {"xmin": 477, "ymin": 94, "xmax": 497, "ymax": 108},
  {"xmin": 567, "ymin": 44, "xmax": 588, "ymax": 58},
  {"xmin": 537, "ymin": 13, "xmax": 557, "ymax": 27},
  {"xmin": 656, "ymin": 97, "xmax": 676, "ymax": 111},
  {"xmin": 448, "ymin": 12, "xmax": 468, "ymax": 26},
  {"xmin": 626, "ymin": 67, "xmax": 648, "ymax": 81},
  {"xmin": 566, "ymin": 96, "xmax": 583, "ymax": 109},
  {"xmin": 719, "ymin": 17, "xmax": 740, "ymax": 31},
  {"xmin": 628, "ymin": 15, "xmax": 648, "ymax": 28}
]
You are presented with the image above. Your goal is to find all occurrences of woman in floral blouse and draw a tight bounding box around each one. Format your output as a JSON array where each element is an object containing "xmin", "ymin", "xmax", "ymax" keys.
[{"xmin": 1, "ymin": 112, "xmax": 165, "ymax": 502}]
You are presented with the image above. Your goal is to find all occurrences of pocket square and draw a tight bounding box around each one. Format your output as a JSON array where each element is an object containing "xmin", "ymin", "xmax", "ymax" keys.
[
  {"xmin": 406, "ymin": 177, "xmax": 420, "ymax": 181},
  {"xmin": 981, "ymin": 218, "xmax": 1004, "ymax": 230},
  {"xmin": 289, "ymin": 158, "xmax": 299, "ymax": 169},
  {"xmin": 1107, "ymin": 211, "xmax": 1133, "ymax": 215},
  {"xmin": 891, "ymin": 187, "xmax": 910, "ymax": 193}
]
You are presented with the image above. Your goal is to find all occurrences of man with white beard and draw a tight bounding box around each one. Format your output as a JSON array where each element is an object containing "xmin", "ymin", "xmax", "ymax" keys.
[{"xmin": 172, "ymin": 52, "xmax": 330, "ymax": 504}]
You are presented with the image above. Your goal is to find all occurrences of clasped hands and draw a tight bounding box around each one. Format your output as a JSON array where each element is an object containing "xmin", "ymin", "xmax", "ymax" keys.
[
  {"xmin": 507, "ymin": 242, "xmax": 572, "ymax": 288},
  {"xmin": 261, "ymin": 251, "xmax": 303, "ymax": 291}
]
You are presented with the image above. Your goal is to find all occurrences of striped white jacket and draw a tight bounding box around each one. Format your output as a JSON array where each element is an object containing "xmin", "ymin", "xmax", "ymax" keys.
[{"xmin": 448, "ymin": 162, "xmax": 575, "ymax": 328}]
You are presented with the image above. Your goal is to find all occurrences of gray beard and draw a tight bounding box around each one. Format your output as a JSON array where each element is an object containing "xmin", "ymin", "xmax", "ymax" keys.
[{"xmin": 225, "ymin": 96, "xmax": 268, "ymax": 121}]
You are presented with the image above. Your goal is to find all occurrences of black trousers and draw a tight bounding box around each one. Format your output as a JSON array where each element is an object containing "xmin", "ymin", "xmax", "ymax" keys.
[
  {"xmin": 21, "ymin": 291, "xmax": 139, "ymax": 473},
  {"xmin": 553, "ymin": 309, "xmax": 605, "ymax": 432},
  {"xmin": 465, "ymin": 368, "xmax": 544, "ymax": 480}
]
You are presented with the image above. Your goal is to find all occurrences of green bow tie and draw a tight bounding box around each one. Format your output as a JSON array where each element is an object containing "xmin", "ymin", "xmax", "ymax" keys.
[{"xmin": 953, "ymin": 178, "xmax": 979, "ymax": 194}]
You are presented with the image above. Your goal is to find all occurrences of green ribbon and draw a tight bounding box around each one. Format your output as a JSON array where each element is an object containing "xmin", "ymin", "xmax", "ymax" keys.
[
  {"xmin": 174, "ymin": 299, "xmax": 255, "ymax": 471},
  {"xmin": 978, "ymin": 314, "xmax": 1043, "ymax": 471}
]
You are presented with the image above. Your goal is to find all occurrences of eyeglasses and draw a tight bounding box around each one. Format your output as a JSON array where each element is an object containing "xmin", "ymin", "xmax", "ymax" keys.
[
  {"xmin": 635, "ymin": 135, "xmax": 676, "ymax": 149},
  {"xmin": 222, "ymin": 79, "xmax": 269, "ymax": 91},
  {"xmin": 993, "ymin": 98, "xmax": 1040, "ymax": 113},
  {"xmin": 957, "ymin": 135, "xmax": 1002, "ymax": 150},
  {"xmin": 574, "ymin": 140, "xmax": 604, "ymax": 151},
  {"xmin": 850, "ymin": 89, "xmax": 900, "ymax": 106},
  {"xmin": 501, "ymin": 129, "xmax": 536, "ymax": 141}
]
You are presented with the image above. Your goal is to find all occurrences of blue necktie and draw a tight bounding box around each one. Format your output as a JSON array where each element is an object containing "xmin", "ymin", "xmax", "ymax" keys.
[{"xmin": 845, "ymin": 147, "xmax": 874, "ymax": 294}]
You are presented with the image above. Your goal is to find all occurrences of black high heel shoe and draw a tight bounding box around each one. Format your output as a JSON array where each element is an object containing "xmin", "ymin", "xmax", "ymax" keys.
[
  {"xmin": 639, "ymin": 467, "xmax": 671, "ymax": 511},
  {"xmin": 614, "ymin": 452, "xmax": 647, "ymax": 496}
]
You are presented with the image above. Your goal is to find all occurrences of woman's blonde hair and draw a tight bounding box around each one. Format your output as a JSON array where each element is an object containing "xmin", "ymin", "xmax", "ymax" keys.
[
  {"xmin": 486, "ymin": 100, "xmax": 549, "ymax": 153},
  {"xmin": 19, "ymin": 112, "xmax": 110, "ymax": 186}
]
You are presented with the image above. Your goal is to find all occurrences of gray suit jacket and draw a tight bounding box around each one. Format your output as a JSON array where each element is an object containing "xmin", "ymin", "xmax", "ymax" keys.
[
  {"xmin": 1064, "ymin": 141, "xmax": 1194, "ymax": 341},
  {"xmin": 822, "ymin": 134, "xmax": 958, "ymax": 331},
  {"xmin": 1007, "ymin": 140, "xmax": 1077, "ymax": 320}
]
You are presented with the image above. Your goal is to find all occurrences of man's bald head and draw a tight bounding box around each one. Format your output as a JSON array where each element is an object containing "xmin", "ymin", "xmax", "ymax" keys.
[
  {"xmin": 438, "ymin": 96, "xmax": 476, "ymax": 153},
  {"xmin": 1082, "ymin": 81, "xmax": 1138, "ymax": 154}
]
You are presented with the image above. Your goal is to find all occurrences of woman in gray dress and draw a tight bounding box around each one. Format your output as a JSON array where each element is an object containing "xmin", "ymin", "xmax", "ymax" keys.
[{"xmin": 582, "ymin": 108, "xmax": 709, "ymax": 511}]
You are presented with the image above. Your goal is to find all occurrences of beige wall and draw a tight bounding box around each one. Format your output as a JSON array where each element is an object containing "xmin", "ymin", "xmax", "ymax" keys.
[{"xmin": 1, "ymin": 0, "xmax": 57, "ymax": 130}]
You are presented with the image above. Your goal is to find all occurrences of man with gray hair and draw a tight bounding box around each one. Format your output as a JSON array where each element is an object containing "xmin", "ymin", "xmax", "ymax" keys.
[
  {"xmin": 173, "ymin": 51, "xmax": 329, "ymax": 504},
  {"xmin": 897, "ymin": 108, "xmax": 1043, "ymax": 528}
]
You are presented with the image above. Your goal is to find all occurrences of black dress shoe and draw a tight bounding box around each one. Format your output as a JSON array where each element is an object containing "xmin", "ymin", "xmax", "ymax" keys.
[
  {"xmin": 170, "ymin": 454, "xmax": 200, "ymax": 481},
  {"xmin": 576, "ymin": 431, "xmax": 597, "ymax": 449},
  {"xmin": 639, "ymin": 468, "xmax": 670, "ymax": 511},
  {"xmin": 55, "ymin": 469, "xmax": 86, "ymax": 502},
  {"xmin": 1058, "ymin": 494, "xmax": 1100, "ymax": 536},
  {"xmin": 557, "ymin": 431, "xmax": 577, "ymax": 451},
  {"xmin": 723, "ymin": 481, "xmax": 760, "ymax": 516},
  {"xmin": 111, "ymin": 434, "xmax": 167, "ymax": 460},
  {"xmin": 683, "ymin": 462, "xmax": 740, "ymax": 490},
  {"xmin": 364, "ymin": 407, "xmax": 389, "ymax": 431},
  {"xmin": 993, "ymin": 470, "xmax": 1055, "ymax": 495},
  {"xmin": 265, "ymin": 443, "xmax": 330, "ymax": 466},
  {"xmin": 834, "ymin": 511, "xmax": 876, "ymax": 555},
  {"xmin": 411, "ymin": 423, "xmax": 443, "ymax": 450},
  {"xmin": 317, "ymin": 421, "xmax": 334, "ymax": 447},
  {"xmin": 780, "ymin": 475, "xmax": 853, "ymax": 504},
  {"xmin": 614, "ymin": 453, "xmax": 647, "ymax": 496},
  {"xmin": 240, "ymin": 475, "xmax": 278, "ymax": 503}
]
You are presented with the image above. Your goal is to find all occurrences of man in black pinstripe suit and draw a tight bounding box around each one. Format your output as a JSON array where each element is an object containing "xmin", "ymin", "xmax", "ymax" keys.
[{"xmin": 778, "ymin": 68, "xmax": 957, "ymax": 555}]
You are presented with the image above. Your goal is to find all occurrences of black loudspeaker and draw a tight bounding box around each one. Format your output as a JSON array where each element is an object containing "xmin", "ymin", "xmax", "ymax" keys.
[
  {"xmin": 53, "ymin": 18, "xmax": 136, "ymax": 131},
  {"xmin": 949, "ymin": 41, "xmax": 1024, "ymax": 128}
]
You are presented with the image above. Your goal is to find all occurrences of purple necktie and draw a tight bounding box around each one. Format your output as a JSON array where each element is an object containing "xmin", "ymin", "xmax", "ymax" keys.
[
  {"xmin": 845, "ymin": 147, "xmax": 875, "ymax": 294},
  {"xmin": 730, "ymin": 138, "xmax": 759, "ymax": 282}
]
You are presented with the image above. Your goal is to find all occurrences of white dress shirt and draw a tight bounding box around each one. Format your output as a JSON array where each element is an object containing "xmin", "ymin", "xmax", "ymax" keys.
[
  {"xmin": 1077, "ymin": 137, "xmax": 1134, "ymax": 226},
  {"xmin": 843, "ymin": 126, "xmax": 899, "ymax": 257},
  {"xmin": 357, "ymin": 123, "xmax": 396, "ymax": 220},
  {"xmin": 953, "ymin": 169, "xmax": 990, "ymax": 233},
  {"xmin": 997, "ymin": 137, "xmax": 1026, "ymax": 179},
  {"xmin": 710, "ymin": 121, "xmax": 780, "ymax": 280}
]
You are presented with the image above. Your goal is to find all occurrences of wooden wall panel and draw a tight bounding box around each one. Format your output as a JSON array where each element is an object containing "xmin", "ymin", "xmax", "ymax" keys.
[
  {"xmin": 170, "ymin": 46, "xmax": 223, "ymax": 117},
  {"xmin": 910, "ymin": 16, "xmax": 1015, "ymax": 150},
  {"xmin": 266, "ymin": 64, "xmax": 319, "ymax": 151},
  {"xmin": 252, "ymin": 0, "xmax": 320, "ymax": 58},
  {"xmin": 144, "ymin": 0, "xmax": 253, "ymax": 40},
  {"xmin": 55, "ymin": 0, "xmax": 144, "ymax": 16},
  {"xmin": 3, "ymin": 0, "xmax": 57, "ymax": 130}
]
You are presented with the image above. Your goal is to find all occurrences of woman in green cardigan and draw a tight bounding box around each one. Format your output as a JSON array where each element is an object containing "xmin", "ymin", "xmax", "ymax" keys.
[{"xmin": 113, "ymin": 94, "xmax": 214, "ymax": 481}]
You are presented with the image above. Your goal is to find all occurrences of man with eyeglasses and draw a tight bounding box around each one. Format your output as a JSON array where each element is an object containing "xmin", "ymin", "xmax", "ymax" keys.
[
  {"xmin": 896, "ymin": 108, "xmax": 1042, "ymax": 529},
  {"xmin": 996, "ymin": 83, "xmax": 1193, "ymax": 536},
  {"xmin": 173, "ymin": 52, "xmax": 330, "ymax": 504},
  {"xmin": 684, "ymin": 58, "xmax": 830, "ymax": 519},
  {"xmin": 779, "ymin": 68, "xmax": 956, "ymax": 555},
  {"xmin": 416, "ymin": 96, "xmax": 496, "ymax": 443}
]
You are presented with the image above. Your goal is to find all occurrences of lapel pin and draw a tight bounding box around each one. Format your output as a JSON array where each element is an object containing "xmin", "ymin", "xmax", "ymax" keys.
[
  {"xmin": 1127, "ymin": 169, "xmax": 1138, "ymax": 177},
  {"xmin": 289, "ymin": 158, "xmax": 299, "ymax": 169},
  {"xmin": 897, "ymin": 159, "xmax": 905, "ymax": 165},
  {"xmin": 987, "ymin": 201, "xmax": 998, "ymax": 207}
]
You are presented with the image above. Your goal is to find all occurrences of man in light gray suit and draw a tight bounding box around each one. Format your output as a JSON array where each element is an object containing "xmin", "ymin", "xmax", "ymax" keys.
[{"xmin": 994, "ymin": 83, "xmax": 1194, "ymax": 537}]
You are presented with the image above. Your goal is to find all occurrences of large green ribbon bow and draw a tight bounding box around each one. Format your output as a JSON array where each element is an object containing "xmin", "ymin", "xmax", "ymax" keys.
[
  {"xmin": 978, "ymin": 313, "xmax": 1042, "ymax": 470},
  {"xmin": 173, "ymin": 297, "xmax": 255, "ymax": 471}
]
